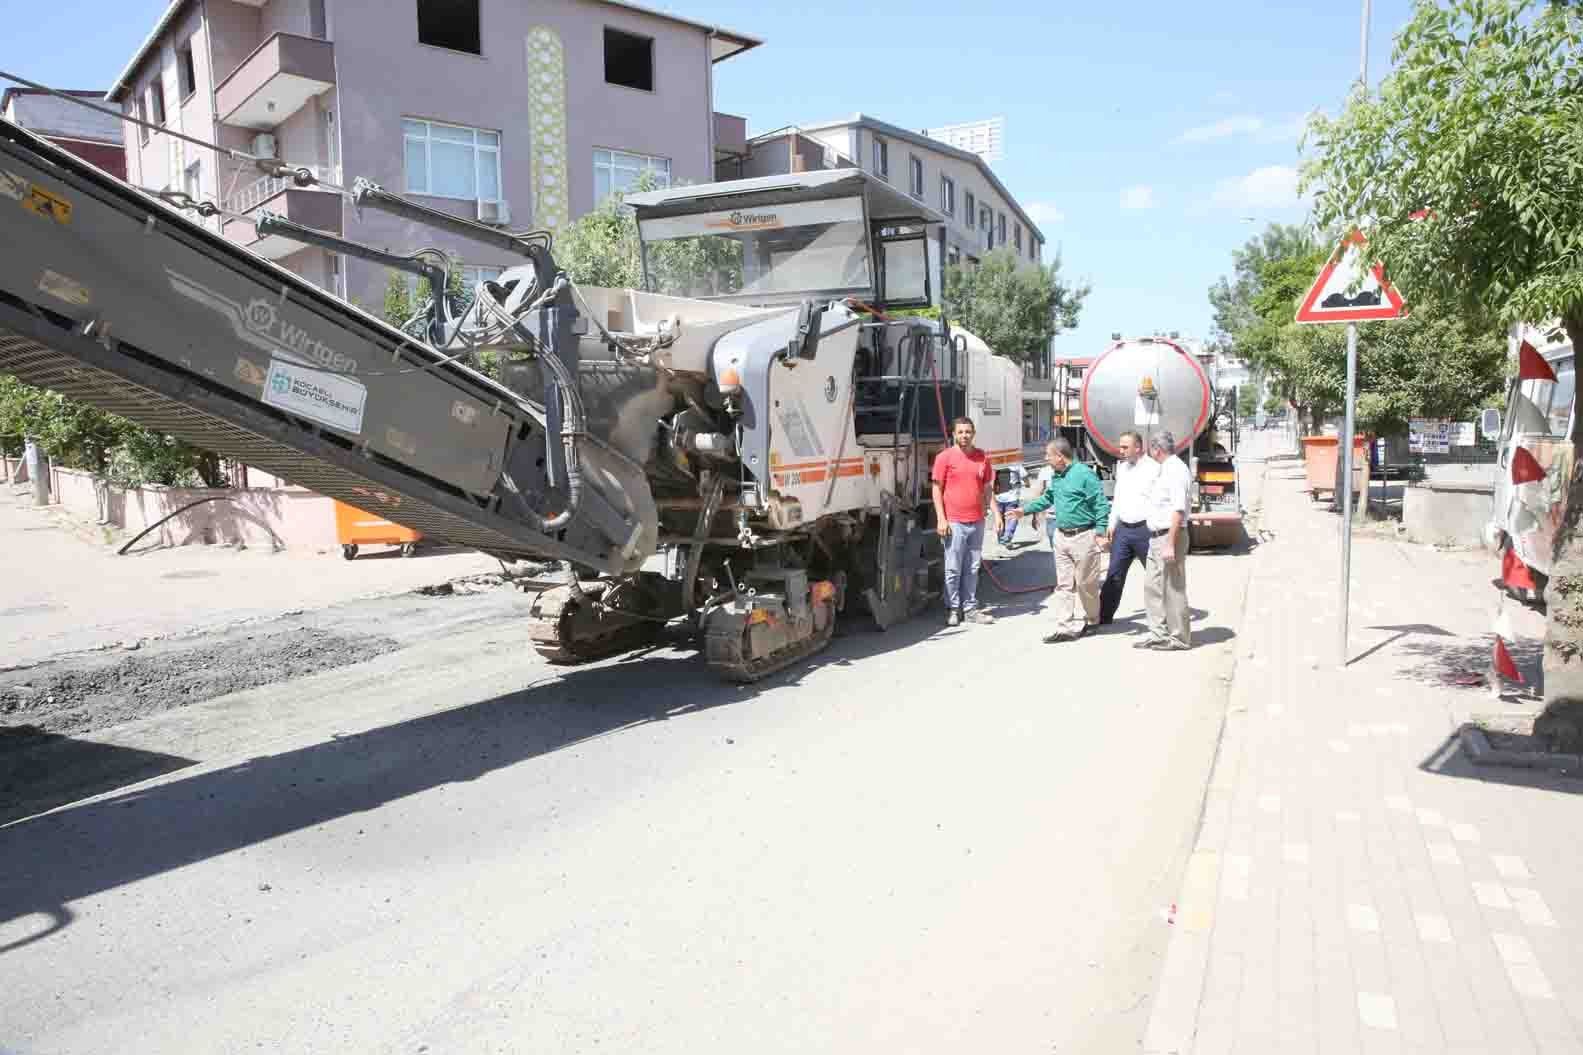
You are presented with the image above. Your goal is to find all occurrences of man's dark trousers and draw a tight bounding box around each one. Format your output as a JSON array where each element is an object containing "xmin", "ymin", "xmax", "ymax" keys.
[{"xmin": 1099, "ymin": 520, "xmax": 1152, "ymax": 624}]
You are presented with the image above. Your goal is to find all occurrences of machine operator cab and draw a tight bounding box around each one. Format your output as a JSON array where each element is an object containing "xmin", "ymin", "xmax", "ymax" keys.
[{"xmin": 624, "ymin": 170, "xmax": 975, "ymax": 440}]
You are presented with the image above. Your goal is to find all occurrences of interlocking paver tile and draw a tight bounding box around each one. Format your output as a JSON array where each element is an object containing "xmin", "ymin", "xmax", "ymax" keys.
[{"xmin": 1142, "ymin": 461, "xmax": 1583, "ymax": 1055}]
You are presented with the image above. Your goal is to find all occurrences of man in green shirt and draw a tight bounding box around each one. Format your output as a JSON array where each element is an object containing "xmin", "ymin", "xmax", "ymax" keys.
[{"xmin": 1013, "ymin": 437, "xmax": 1110, "ymax": 642}]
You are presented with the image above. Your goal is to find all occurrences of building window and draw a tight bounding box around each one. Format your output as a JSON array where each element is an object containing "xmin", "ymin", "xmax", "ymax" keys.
[
  {"xmin": 1014, "ymin": 223, "xmax": 1023, "ymax": 251},
  {"xmin": 908, "ymin": 155, "xmax": 924, "ymax": 199},
  {"xmin": 148, "ymin": 80, "xmax": 166, "ymax": 126},
  {"xmin": 940, "ymin": 175, "xmax": 955, "ymax": 218},
  {"xmin": 594, "ymin": 148, "xmax": 670, "ymax": 203},
  {"xmin": 948, "ymin": 246, "xmax": 960, "ymax": 268},
  {"xmin": 872, "ymin": 138, "xmax": 888, "ymax": 180},
  {"xmin": 403, "ymin": 118, "xmax": 501, "ymax": 201},
  {"xmin": 417, "ymin": 0, "xmax": 481, "ymax": 54},
  {"xmin": 1031, "ymin": 238, "xmax": 1039, "ymax": 262},
  {"xmin": 604, "ymin": 28, "xmax": 654, "ymax": 91},
  {"xmin": 135, "ymin": 98, "xmax": 149, "ymax": 145},
  {"xmin": 981, "ymin": 206, "xmax": 992, "ymax": 246},
  {"xmin": 183, "ymin": 160, "xmax": 201, "ymax": 200},
  {"xmin": 964, "ymin": 191, "xmax": 975, "ymax": 230},
  {"xmin": 997, "ymin": 213, "xmax": 1007, "ymax": 246},
  {"xmin": 177, "ymin": 40, "xmax": 197, "ymax": 100}
]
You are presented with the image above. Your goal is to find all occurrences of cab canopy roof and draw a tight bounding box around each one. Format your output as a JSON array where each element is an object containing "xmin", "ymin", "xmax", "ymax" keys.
[{"xmin": 624, "ymin": 168, "xmax": 944, "ymax": 226}]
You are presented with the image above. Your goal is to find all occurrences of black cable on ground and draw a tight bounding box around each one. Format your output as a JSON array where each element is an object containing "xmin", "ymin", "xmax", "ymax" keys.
[{"xmin": 116, "ymin": 496, "xmax": 230, "ymax": 555}]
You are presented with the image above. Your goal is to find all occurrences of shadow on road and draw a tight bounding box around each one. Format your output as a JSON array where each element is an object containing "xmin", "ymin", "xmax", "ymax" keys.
[
  {"xmin": 0, "ymin": 731, "xmax": 196, "ymax": 826},
  {"xmin": 1388, "ymin": 629, "xmax": 1543, "ymax": 691},
  {"xmin": 1349, "ymin": 623, "xmax": 1454, "ymax": 666},
  {"xmin": 0, "ymin": 609, "xmax": 946, "ymax": 955}
]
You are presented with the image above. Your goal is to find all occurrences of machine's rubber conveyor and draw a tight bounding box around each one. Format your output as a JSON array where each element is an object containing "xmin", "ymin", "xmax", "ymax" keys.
[{"xmin": 0, "ymin": 120, "xmax": 638, "ymax": 570}]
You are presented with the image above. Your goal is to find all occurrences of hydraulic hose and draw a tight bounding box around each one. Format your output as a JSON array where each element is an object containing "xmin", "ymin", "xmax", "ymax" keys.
[{"xmin": 479, "ymin": 292, "xmax": 583, "ymax": 532}]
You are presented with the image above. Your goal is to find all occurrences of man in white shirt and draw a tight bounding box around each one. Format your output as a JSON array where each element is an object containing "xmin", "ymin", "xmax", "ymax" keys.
[
  {"xmin": 1099, "ymin": 430, "xmax": 1160, "ymax": 625},
  {"xmin": 1136, "ymin": 430, "xmax": 1192, "ymax": 650}
]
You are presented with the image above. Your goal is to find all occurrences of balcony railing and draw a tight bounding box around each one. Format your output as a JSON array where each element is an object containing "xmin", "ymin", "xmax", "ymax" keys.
[{"xmin": 226, "ymin": 166, "xmax": 331, "ymax": 216}]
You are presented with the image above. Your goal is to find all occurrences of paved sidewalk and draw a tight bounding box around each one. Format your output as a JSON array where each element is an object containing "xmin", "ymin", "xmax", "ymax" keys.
[
  {"xmin": 1, "ymin": 486, "xmax": 501, "ymax": 667},
  {"xmin": 1145, "ymin": 458, "xmax": 1582, "ymax": 1054}
]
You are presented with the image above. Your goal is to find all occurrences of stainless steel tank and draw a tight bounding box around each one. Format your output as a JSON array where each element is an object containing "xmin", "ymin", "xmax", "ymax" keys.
[{"xmin": 1080, "ymin": 337, "xmax": 1212, "ymax": 456}]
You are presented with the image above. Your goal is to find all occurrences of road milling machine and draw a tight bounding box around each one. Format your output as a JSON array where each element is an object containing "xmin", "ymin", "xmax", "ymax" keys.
[{"xmin": 0, "ymin": 121, "xmax": 1023, "ymax": 680}]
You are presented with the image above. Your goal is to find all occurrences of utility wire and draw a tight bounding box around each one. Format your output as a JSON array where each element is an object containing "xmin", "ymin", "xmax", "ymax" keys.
[{"xmin": 0, "ymin": 68, "xmax": 340, "ymax": 191}]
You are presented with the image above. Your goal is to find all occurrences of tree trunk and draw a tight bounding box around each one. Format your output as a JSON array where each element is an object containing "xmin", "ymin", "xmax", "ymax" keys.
[{"xmin": 1538, "ymin": 313, "xmax": 1583, "ymax": 751}]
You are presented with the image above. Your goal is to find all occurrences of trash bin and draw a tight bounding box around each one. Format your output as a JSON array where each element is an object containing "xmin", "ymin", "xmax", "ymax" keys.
[
  {"xmin": 334, "ymin": 500, "xmax": 422, "ymax": 560},
  {"xmin": 1300, "ymin": 436, "xmax": 1370, "ymax": 503}
]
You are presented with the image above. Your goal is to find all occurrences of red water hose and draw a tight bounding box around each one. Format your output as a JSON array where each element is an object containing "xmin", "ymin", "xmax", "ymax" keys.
[{"xmin": 926, "ymin": 337, "xmax": 1054, "ymax": 596}]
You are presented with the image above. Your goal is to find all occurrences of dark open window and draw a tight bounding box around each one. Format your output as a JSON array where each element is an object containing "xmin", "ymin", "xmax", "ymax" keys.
[
  {"xmin": 148, "ymin": 80, "xmax": 166, "ymax": 125},
  {"xmin": 177, "ymin": 40, "xmax": 197, "ymax": 99},
  {"xmin": 604, "ymin": 28, "xmax": 654, "ymax": 91},
  {"xmin": 417, "ymin": 0, "xmax": 481, "ymax": 55}
]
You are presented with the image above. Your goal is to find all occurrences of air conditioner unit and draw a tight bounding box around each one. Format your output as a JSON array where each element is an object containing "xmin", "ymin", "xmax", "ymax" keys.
[
  {"xmin": 251, "ymin": 133, "xmax": 277, "ymax": 159},
  {"xmin": 476, "ymin": 199, "xmax": 510, "ymax": 226}
]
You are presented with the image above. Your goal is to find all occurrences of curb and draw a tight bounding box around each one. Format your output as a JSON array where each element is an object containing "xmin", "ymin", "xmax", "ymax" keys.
[
  {"xmin": 1139, "ymin": 459, "xmax": 1270, "ymax": 1054},
  {"xmin": 1459, "ymin": 725, "xmax": 1582, "ymax": 775}
]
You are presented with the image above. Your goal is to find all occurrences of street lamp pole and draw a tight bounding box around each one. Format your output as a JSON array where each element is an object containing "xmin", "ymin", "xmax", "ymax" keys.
[{"xmin": 1338, "ymin": 0, "xmax": 1370, "ymax": 665}]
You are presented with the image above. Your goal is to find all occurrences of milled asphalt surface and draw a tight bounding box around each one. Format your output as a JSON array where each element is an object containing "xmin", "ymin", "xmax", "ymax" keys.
[{"xmin": 0, "ymin": 447, "xmax": 1271, "ymax": 1054}]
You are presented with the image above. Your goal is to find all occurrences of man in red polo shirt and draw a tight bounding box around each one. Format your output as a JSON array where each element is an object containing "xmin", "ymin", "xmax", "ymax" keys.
[{"xmin": 931, "ymin": 416, "xmax": 1000, "ymax": 626}]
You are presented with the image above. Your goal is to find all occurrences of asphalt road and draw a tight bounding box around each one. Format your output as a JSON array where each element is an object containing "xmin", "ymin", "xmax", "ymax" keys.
[{"xmin": 0, "ymin": 453, "xmax": 1268, "ymax": 1054}]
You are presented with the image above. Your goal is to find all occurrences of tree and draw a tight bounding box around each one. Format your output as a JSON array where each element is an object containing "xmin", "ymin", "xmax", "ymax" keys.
[
  {"xmin": 1303, "ymin": 0, "xmax": 1583, "ymax": 746},
  {"xmin": 0, "ymin": 375, "xmax": 223, "ymax": 487},
  {"xmin": 1237, "ymin": 383, "xmax": 1259, "ymax": 418},
  {"xmin": 1209, "ymin": 228, "xmax": 1335, "ymax": 431},
  {"xmin": 1210, "ymin": 225, "xmax": 1506, "ymax": 436},
  {"xmin": 943, "ymin": 248, "xmax": 1089, "ymax": 366},
  {"xmin": 554, "ymin": 192, "xmax": 642, "ymax": 288}
]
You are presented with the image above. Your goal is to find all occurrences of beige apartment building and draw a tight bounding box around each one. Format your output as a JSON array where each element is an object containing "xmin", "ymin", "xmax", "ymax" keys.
[
  {"xmin": 722, "ymin": 114, "xmax": 1045, "ymax": 272},
  {"xmin": 108, "ymin": 0, "xmax": 758, "ymax": 309}
]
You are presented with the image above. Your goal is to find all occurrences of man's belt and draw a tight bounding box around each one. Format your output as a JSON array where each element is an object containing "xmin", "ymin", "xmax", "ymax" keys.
[
  {"xmin": 1119, "ymin": 519, "xmax": 1146, "ymax": 529},
  {"xmin": 1057, "ymin": 525, "xmax": 1096, "ymax": 536}
]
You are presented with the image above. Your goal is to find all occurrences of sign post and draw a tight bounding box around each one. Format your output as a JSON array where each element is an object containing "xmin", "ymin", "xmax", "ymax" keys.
[{"xmin": 1295, "ymin": 229, "xmax": 1406, "ymax": 665}]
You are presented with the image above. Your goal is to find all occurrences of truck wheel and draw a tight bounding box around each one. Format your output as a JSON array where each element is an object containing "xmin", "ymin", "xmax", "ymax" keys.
[
  {"xmin": 400, "ymin": 542, "xmax": 418, "ymax": 558},
  {"xmin": 342, "ymin": 544, "xmax": 358, "ymax": 560}
]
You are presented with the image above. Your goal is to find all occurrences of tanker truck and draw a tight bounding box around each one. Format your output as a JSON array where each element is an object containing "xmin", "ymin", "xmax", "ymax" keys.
[{"xmin": 1076, "ymin": 335, "xmax": 1244, "ymax": 549}]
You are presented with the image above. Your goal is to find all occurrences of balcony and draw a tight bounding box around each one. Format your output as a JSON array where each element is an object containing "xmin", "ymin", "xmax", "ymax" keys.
[
  {"xmin": 216, "ymin": 33, "xmax": 335, "ymax": 130},
  {"xmin": 222, "ymin": 168, "xmax": 341, "ymax": 260},
  {"xmin": 713, "ymin": 112, "xmax": 747, "ymax": 159}
]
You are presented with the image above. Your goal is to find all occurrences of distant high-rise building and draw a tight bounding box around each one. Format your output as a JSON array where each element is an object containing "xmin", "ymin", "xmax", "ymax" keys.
[{"xmin": 921, "ymin": 117, "xmax": 1004, "ymax": 164}]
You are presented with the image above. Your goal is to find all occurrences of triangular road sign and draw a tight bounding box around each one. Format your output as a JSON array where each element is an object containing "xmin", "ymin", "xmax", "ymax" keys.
[{"xmin": 1294, "ymin": 229, "xmax": 1407, "ymax": 324}]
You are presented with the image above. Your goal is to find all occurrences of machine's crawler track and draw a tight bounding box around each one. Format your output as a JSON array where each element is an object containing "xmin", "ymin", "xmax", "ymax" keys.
[
  {"xmin": 526, "ymin": 584, "xmax": 665, "ymax": 664},
  {"xmin": 702, "ymin": 603, "xmax": 838, "ymax": 683}
]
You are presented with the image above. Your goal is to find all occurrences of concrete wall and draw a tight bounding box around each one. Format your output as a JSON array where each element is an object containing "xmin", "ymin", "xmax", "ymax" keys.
[
  {"xmin": 1403, "ymin": 481, "xmax": 1493, "ymax": 548},
  {"xmin": 46, "ymin": 467, "xmax": 337, "ymax": 550}
]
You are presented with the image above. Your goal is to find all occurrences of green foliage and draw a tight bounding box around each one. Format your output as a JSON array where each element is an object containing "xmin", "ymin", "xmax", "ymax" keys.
[
  {"xmin": 554, "ymin": 193, "xmax": 643, "ymax": 288},
  {"xmin": 1208, "ymin": 223, "xmax": 1506, "ymax": 432},
  {"xmin": 1237, "ymin": 384, "xmax": 1259, "ymax": 417},
  {"xmin": 382, "ymin": 264, "xmax": 465, "ymax": 333},
  {"xmin": 0, "ymin": 374, "xmax": 223, "ymax": 486},
  {"xmin": 943, "ymin": 248, "xmax": 1089, "ymax": 365},
  {"xmin": 1302, "ymin": 0, "xmax": 1583, "ymax": 343}
]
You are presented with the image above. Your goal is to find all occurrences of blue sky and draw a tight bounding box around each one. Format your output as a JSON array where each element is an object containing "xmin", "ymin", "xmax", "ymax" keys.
[{"xmin": 7, "ymin": 0, "xmax": 1417, "ymax": 356}]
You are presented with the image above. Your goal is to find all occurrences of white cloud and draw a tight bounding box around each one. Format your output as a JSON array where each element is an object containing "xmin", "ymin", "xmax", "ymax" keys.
[
  {"xmin": 1120, "ymin": 185, "xmax": 1156, "ymax": 210},
  {"xmin": 1209, "ymin": 165, "xmax": 1306, "ymax": 210},
  {"xmin": 1174, "ymin": 115, "xmax": 1265, "ymax": 145},
  {"xmin": 1256, "ymin": 115, "xmax": 1312, "ymax": 144},
  {"xmin": 1025, "ymin": 201, "xmax": 1066, "ymax": 226}
]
